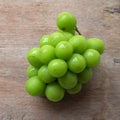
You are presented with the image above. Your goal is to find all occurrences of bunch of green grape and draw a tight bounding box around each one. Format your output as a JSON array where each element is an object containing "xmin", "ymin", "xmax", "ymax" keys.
[{"xmin": 25, "ymin": 12, "xmax": 105, "ymax": 102}]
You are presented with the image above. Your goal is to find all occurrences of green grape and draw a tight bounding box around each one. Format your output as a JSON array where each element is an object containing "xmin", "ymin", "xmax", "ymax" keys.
[
  {"xmin": 69, "ymin": 35, "xmax": 87, "ymax": 54},
  {"xmin": 39, "ymin": 35, "xmax": 50, "ymax": 47},
  {"xmin": 55, "ymin": 41, "xmax": 73, "ymax": 60},
  {"xmin": 27, "ymin": 47, "xmax": 42, "ymax": 68},
  {"xmin": 56, "ymin": 12, "xmax": 77, "ymax": 33},
  {"xmin": 26, "ymin": 65, "xmax": 38, "ymax": 78},
  {"xmin": 58, "ymin": 71, "xmax": 78, "ymax": 89},
  {"xmin": 67, "ymin": 82, "xmax": 82, "ymax": 95},
  {"xmin": 78, "ymin": 68, "xmax": 92, "ymax": 84},
  {"xmin": 68, "ymin": 54, "xmax": 86, "ymax": 73},
  {"xmin": 58, "ymin": 29, "xmax": 73, "ymax": 40},
  {"xmin": 39, "ymin": 45, "xmax": 55, "ymax": 64},
  {"xmin": 83, "ymin": 49, "xmax": 100, "ymax": 68},
  {"xmin": 25, "ymin": 76, "xmax": 46, "ymax": 96},
  {"xmin": 49, "ymin": 32, "xmax": 67, "ymax": 46},
  {"xmin": 48, "ymin": 59, "xmax": 67, "ymax": 78},
  {"xmin": 38, "ymin": 65, "xmax": 56, "ymax": 83},
  {"xmin": 45, "ymin": 82, "xmax": 65, "ymax": 102},
  {"xmin": 87, "ymin": 38, "xmax": 105, "ymax": 54}
]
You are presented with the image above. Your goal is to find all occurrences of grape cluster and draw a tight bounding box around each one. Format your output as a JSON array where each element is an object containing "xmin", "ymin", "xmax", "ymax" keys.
[{"xmin": 25, "ymin": 12, "xmax": 105, "ymax": 102}]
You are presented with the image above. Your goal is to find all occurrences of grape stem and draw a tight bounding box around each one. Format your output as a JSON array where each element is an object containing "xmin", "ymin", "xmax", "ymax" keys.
[{"xmin": 75, "ymin": 27, "xmax": 82, "ymax": 35}]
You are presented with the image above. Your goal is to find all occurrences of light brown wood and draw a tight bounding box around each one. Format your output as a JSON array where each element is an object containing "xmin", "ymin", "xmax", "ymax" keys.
[{"xmin": 0, "ymin": 0, "xmax": 120, "ymax": 120}]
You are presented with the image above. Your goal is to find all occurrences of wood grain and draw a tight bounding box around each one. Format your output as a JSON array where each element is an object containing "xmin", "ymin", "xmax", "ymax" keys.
[{"xmin": 0, "ymin": 0, "xmax": 120, "ymax": 120}]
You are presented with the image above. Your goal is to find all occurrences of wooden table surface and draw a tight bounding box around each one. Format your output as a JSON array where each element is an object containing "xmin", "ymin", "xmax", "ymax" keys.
[{"xmin": 0, "ymin": 0, "xmax": 120, "ymax": 120}]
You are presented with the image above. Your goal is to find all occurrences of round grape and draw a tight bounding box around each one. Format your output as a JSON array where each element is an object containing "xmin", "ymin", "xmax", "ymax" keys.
[
  {"xmin": 48, "ymin": 59, "xmax": 67, "ymax": 78},
  {"xmin": 25, "ymin": 76, "xmax": 46, "ymax": 96},
  {"xmin": 55, "ymin": 41, "xmax": 73, "ymax": 60},
  {"xmin": 69, "ymin": 35, "xmax": 87, "ymax": 54},
  {"xmin": 68, "ymin": 54, "xmax": 86, "ymax": 73},
  {"xmin": 27, "ymin": 47, "xmax": 42, "ymax": 68},
  {"xmin": 58, "ymin": 71, "xmax": 78, "ymax": 89},
  {"xmin": 26, "ymin": 65, "xmax": 38, "ymax": 78},
  {"xmin": 45, "ymin": 82, "xmax": 65, "ymax": 102},
  {"xmin": 83, "ymin": 49, "xmax": 100, "ymax": 68},
  {"xmin": 39, "ymin": 35, "xmax": 50, "ymax": 47},
  {"xmin": 49, "ymin": 32, "xmax": 67, "ymax": 46},
  {"xmin": 39, "ymin": 45, "xmax": 55, "ymax": 64},
  {"xmin": 57, "ymin": 12, "xmax": 77, "ymax": 33},
  {"xmin": 87, "ymin": 38, "xmax": 105, "ymax": 54},
  {"xmin": 38, "ymin": 65, "xmax": 56, "ymax": 83}
]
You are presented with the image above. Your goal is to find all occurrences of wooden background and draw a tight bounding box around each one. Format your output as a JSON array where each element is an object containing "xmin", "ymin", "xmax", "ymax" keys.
[{"xmin": 0, "ymin": 0, "xmax": 120, "ymax": 120}]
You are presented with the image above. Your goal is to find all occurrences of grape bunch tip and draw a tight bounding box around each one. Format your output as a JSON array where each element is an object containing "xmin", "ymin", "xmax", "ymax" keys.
[{"xmin": 25, "ymin": 11, "xmax": 105, "ymax": 102}]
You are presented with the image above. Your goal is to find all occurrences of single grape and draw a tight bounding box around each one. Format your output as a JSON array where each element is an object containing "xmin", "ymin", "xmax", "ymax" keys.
[
  {"xmin": 56, "ymin": 12, "xmax": 77, "ymax": 33},
  {"xmin": 49, "ymin": 32, "xmax": 67, "ymax": 46},
  {"xmin": 55, "ymin": 41, "xmax": 73, "ymax": 60},
  {"xmin": 39, "ymin": 45, "xmax": 55, "ymax": 64},
  {"xmin": 69, "ymin": 35, "xmax": 87, "ymax": 54},
  {"xmin": 38, "ymin": 65, "xmax": 56, "ymax": 83},
  {"xmin": 39, "ymin": 35, "xmax": 50, "ymax": 47},
  {"xmin": 45, "ymin": 82, "xmax": 65, "ymax": 102},
  {"xmin": 48, "ymin": 59, "xmax": 67, "ymax": 78},
  {"xmin": 83, "ymin": 49, "xmax": 100, "ymax": 68},
  {"xmin": 78, "ymin": 68, "xmax": 92, "ymax": 84},
  {"xmin": 67, "ymin": 82, "xmax": 82, "ymax": 95},
  {"xmin": 58, "ymin": 29, "xmax": 73, "ymax": 40},
  {"xmin": 58, "ymin": 71, "xmax": 78, "ymax": 89},
  {"xmin": 87, "ymin": 38, "xmax": 105, "ymax": 54},
  {"xmin": 27, "ymin": 47, "xmax": 42, "ymax": 68},
  {"xmin": 25, "ymin": 76, "xmax": 46, "ymax": 96},
  {"xmin": 68, "ymin": 54, "xmax": 86, "ymax": 73},
  {"xmin": 26, "ymin": 65, "xmax": 38, "ymax": 78}
]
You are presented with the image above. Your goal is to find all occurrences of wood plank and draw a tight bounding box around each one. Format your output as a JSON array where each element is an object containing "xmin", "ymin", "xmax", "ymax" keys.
[{"xmin": 0, "ymin": 0, "xmax": 120, "ymax": 120}]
